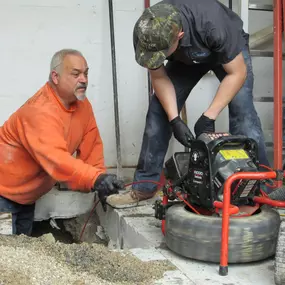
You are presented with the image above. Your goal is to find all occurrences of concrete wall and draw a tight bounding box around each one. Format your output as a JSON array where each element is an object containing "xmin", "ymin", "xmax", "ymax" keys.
[{"xmin": 0, "ymin": 0, "xmax": 276, "ymax": 169}]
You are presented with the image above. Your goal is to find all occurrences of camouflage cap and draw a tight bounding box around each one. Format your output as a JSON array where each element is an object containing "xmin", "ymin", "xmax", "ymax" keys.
[{"xmin": 134, "ymin": 3, "xmax": 182, "ymax": 69}]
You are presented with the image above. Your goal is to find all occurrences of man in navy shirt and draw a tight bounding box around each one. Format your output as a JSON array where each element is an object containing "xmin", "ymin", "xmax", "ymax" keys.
[{"xmin": 107, "ymin": 0, "xmax": 272, "ymax": 207}]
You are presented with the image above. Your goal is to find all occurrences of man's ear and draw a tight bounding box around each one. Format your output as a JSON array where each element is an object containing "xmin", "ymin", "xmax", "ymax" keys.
[
  {"xmin": 51, "ymin": 70, "xmax": 59, "ymax": 85},
  {"xmin": 178, "ymin": 31, "xmax": 184, "ymax": 40}
]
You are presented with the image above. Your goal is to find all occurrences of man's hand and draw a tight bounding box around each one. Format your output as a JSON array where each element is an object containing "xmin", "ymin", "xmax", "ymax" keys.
[
  {"xmin": 194, "ymin": 114, "xmax": 215, "ymax": 138},
  {"xmin": 170, "ymin": 116, "xmax": 194, "ymax": 147},
  {"xmin": 93, "ymin": 174, "xmax": 125, "ymax": 211}
]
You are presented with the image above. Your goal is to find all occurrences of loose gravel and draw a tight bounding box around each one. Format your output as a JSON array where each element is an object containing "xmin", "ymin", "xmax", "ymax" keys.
[{"xmin": 0, "ymin": 233, "xmax": 175, "ymax": 285}]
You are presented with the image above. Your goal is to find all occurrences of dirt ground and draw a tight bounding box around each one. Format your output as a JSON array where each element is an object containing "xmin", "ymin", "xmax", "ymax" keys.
[{"xmin": 0, "ymin": 233, "xmax": 175, "ymax": 285}]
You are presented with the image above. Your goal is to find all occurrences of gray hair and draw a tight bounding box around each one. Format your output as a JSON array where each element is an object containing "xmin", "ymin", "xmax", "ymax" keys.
[{"xmin": 49, "ymin": 49, "xmax": 83, "ymax": 81}]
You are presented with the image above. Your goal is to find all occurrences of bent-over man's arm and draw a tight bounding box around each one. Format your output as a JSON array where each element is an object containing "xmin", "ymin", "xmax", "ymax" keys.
[
  {"xmin": 203, "ymin": 23, "xmax": 247, "ymax": 120},
  {"xmin": 149, "ymin": 66, "xmax": 179, "ymax": 121},
  {"xmin": 204, "ymin": 52, "xmax": 247, "ymax": 120}
]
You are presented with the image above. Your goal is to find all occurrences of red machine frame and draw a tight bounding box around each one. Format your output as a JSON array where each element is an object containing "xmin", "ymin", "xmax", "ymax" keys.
[{"xmin": 159, "ymin": 170, "xmax": 285, "ymax": 275}]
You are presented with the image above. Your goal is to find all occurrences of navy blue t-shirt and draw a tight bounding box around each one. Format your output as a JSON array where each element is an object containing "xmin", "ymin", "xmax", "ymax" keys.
[{"xmin": 164, "ymin": 0, "xmax": 249, "ymax": 65}]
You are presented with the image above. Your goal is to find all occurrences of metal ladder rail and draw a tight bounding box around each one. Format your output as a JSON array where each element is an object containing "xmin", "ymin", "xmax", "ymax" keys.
[{"xmin": 246, "ymin": 1, "xmax": 284, "ymax": 172}]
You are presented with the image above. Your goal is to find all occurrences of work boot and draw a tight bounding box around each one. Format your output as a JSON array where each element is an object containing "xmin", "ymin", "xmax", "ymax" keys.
[{"xmin": 106, "ymin": 187, "xmax": 159, "ymax": 209}]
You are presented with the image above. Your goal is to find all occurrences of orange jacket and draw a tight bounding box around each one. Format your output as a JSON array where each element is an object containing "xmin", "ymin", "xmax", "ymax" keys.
[{"xmin": 0, "ymin": 82, "xmax": 106, "ymax": 204}]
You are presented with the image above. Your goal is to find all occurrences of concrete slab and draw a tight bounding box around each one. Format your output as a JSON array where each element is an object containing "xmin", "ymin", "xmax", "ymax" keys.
[
  {"xmin": 154, "ymin": 270, "xmax": 195, "ymax": 285},
  {"xmin": 97, "ymin": 201, "xmax": 278, "ymax": 285},
  {"xmin": 158, "ymin": 248, "xmax": 275, "ymax": 285}
]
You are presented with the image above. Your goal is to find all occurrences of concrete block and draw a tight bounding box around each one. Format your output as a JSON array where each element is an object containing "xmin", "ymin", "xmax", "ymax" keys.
[
  {"xmin": 96, "ymin": 200, "xmax": 164, "ymax": 249},
  {"xmin": 34, "ymin": 188, "xmax": 94, "ymax": 221}
]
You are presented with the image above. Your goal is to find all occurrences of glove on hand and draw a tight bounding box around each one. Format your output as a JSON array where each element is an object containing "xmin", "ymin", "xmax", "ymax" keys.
[
  {"xmin": 93, "ymin": 174, "xmax": 125, "ymax": 211},
  {"xmin": 170, "ymin": 116, "xmax": 194, "ymax": 148},
  {"xmin": 194, "ymin": 114, "xmax": 215, "ymax": 138}
]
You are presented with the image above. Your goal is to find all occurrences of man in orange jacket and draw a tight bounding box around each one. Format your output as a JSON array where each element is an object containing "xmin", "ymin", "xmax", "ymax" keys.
[{"xmin": 0, "ymin": 49, "xmax": 124, "ymax": 236}]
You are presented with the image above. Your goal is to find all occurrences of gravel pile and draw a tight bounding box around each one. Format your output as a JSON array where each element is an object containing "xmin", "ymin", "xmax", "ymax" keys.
[{"xmin": 0, "ymin": 234, "xmax": 175, "ymax": 285}]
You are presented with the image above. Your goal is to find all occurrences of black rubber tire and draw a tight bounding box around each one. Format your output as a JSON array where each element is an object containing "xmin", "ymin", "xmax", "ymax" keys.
[
  {"xmin": 275, "ymin": 221, "xmax": 285, "ymax": 285},
  {"xmin": 165, "ymin": 204, "xmax": 280, "ymax": 263}
]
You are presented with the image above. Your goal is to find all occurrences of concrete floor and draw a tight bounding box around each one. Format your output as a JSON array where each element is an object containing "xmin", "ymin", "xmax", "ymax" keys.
[{"xmin": 97, "ymin": 197, "xmax": 276, "ymax": 285}]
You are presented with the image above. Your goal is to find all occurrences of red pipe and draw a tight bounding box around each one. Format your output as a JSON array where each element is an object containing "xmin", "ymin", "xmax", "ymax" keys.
[
  {"xmin": 161, "ymin": 219, "xmax": 166, "ymax": 235},
  {"xmin": 219, "ymin": 171, "xmax": 277, "ymax": 276},
  {"xmin": 176, "ymin": 192, "xmax": 201, "ymax": 214},
  {"xmin": 274, "ymin": 0, "xmax": 283, "ymax": 181},
  {"xmin": 145, "ymin": 0, "xmax": 150, "ymax": 8},
  {"xmin": 161, "ymin": 195, "xmax": 168, "ymax": 236},
  {"xmin": 213, "ymin": 201, "xmax": 239, "ymax": 215},
  {"xmin": 254, "ymin": 196, "xmax": 285, "ymax": 207}
]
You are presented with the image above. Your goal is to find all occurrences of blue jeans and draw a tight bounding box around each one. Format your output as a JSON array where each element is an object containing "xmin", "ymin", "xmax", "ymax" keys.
[
  {"xmin": 0, "ymin": 196, "xmax": 35, "ymax": 235},
  {"xmin": 133, "ymin": 46, "xmax": 270, "ymax": 192}
]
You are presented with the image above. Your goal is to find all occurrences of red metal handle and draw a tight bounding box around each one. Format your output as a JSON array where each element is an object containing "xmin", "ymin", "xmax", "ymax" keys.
[
  {"xmin": 254, "ymin": 196, "xmax": 285, "ymax": 207},
  {"xmin": 219, "ymin": 171, "xmax": 277, "ymax": 276},
  {"xmin": 213, "ymin": 201, "xmax": 239, "ymax": 215},
  {"xmin": 161, "ymin": 195, "xmax": 168, "ymax": 236}
]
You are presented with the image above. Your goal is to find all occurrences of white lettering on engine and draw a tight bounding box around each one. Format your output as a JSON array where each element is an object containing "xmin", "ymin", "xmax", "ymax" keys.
[
  {"xmin": 240, "ymin": 180, "xmax": 256, "ymax": 197},
  {"xmin": 194, "ymin": 170, "xmax": 203, "ymax": 176}
]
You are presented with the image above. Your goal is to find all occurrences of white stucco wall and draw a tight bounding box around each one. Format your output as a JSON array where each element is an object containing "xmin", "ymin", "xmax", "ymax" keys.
[{"xmin": 0, "ymin": 0, "xmax": 277, "ymax": 169}]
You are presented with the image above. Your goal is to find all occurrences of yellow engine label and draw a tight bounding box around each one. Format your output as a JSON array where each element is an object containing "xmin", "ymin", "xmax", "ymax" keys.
[{"xmin": 219, "ymin": 149, "xmax": 249, "ymax": 160}]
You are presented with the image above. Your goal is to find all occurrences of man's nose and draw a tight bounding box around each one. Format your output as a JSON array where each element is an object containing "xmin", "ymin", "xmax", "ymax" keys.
[{"xmin": 79, "ymin": 73, "xmax": 88, "ymax": 83}]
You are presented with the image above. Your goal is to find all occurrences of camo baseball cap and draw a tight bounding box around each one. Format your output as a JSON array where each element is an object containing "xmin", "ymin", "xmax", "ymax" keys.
[{"xmin": 134, "ymin": 3, "xmax": 182, "ymax": 69}]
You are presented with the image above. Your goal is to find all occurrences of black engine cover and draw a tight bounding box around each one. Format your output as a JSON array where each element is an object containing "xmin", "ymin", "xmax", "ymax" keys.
[{"xmin": 164, "ymin": 133, "xmax": 260, "ymax": 209}]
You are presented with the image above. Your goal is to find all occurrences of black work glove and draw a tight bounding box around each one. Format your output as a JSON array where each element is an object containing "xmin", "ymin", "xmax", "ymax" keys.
[
  {"xmin": 93, "ymin": 174, "xmax": 125, "ymax": 211},
  {"xmin": 194, "ymin": 114, "xmax": 215, "ymax": 138},
  {"xmin": 170, "ymin": 116, "xmax": 194, "ymax": 148}
]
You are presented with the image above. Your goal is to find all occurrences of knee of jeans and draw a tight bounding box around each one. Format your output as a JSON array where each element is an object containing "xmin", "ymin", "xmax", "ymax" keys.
[
  {"xmin": 145, "ymin": 112, "xmax": 171, "ymax": 139},
  {"xmin": 229, "ymin": 88, "xmax": 256, "ymax": 118},
  {"xmin": 230, "ymin": 115, "xmax": 262, "ymax": 140}
]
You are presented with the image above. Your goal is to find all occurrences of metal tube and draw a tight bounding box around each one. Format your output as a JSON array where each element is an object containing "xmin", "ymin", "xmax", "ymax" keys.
[
  {"xmin": 213, "ymin": 201, "xmax": 239, "ymax": 215},
  {"xmin": 274, "ymin": 0, "xmax": 283, "ymax": 176},
  {"xmin": 145, "ymin": 0, "xmax": 150, "ymax": 8},
  {"xmin": 161, "ymin": 195, "xmax": 168, "ymax": 236},
  {"xmin": 108, "ymin": 0, "xmax": 122, "ymax": 178},
  {"xmin": 229, "ymin": 0, "xmax": 233, "ymax": 10},
  {"xmin": 254, "ymin": 195, "xmax": 285, "ymax": 207},
  {"xmin": 240, "ymin": 0, "xmax": 249, "ymax": 33}
]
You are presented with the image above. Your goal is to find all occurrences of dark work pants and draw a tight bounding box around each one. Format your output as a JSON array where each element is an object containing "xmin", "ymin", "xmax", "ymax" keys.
[
  {"xmin": 133, "ymin": 46, "xmax": 270, "ymax": 192},
  {"xmin": 0, "ymin": 195, "xmax": 35, "ymax": 235}
]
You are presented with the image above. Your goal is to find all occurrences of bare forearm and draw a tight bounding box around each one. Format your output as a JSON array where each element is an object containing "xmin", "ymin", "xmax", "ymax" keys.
[
  {"xmin": 152, "ymin": 76, "xmax": 178, "ymax": 121},
  {"xmin": 204, "ymin": 73, "xmax": 246, "ymax": 119}
]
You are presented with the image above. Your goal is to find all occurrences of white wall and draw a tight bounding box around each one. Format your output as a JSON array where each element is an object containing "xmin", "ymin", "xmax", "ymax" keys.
[{"xmin": 0, "ymin": 0, "xmax": 277, "ymax": 169}]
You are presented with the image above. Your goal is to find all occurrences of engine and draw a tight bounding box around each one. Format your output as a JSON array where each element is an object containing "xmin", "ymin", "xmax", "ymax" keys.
[{"xmin": 164, "ymin": 132, "xmax": 261, "ymax": 209}]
